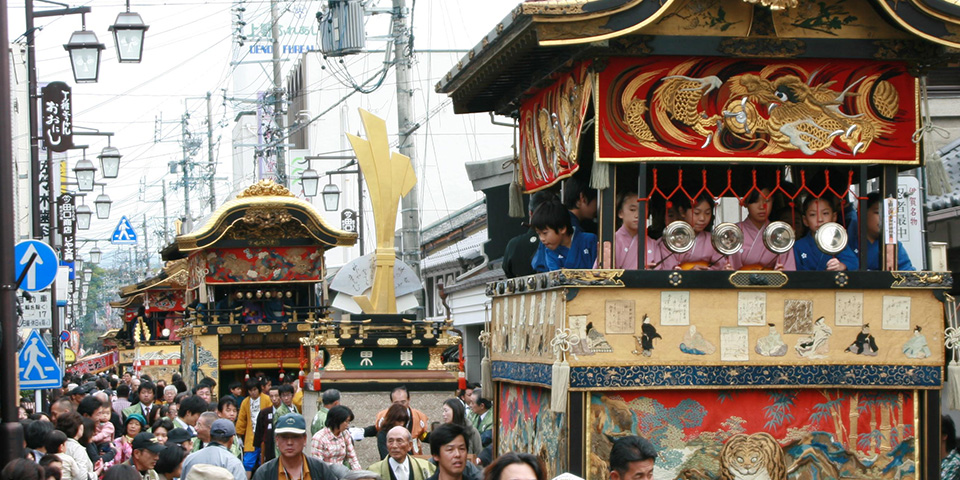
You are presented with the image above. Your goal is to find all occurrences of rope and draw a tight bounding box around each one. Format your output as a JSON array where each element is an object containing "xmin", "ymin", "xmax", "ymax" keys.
[
  {"xmin": 913, "ymin": 75, "xmax": 950, "ymax": 144},
  {"xmin": 550, "ymin": 327, "xmax": 581, "ymax": 360}
]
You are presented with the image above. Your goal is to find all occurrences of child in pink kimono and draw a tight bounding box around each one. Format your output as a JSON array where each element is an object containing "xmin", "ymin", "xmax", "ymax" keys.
[
  {"xmin": 602, "ymin": 191, "xmax": 660, "ymax": 269},
  {"xmin": 657, "ymin": 194, "xmax": 723, "ymax": 270},
  {"xmin": 732, "ymin": 188, "xmax": 796, "ymax": 270}
]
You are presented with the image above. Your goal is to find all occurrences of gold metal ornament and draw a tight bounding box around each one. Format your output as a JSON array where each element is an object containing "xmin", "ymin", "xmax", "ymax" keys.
[{"xmin": 346, "ymin": 109, "xmax": 418, "ymax": 314}]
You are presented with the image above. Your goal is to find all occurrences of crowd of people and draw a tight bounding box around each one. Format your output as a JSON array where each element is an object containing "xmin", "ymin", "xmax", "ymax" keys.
[{"xmin": 0, "ymin": 371, "xmax": 519, "ymax": 480}]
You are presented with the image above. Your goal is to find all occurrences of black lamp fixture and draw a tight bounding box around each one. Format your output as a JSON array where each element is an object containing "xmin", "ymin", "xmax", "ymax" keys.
[
  {"xmin": 97, "ymin": 143, "xmax": 121, "ymax": 179},
  {"xmin": 74, "ymin": 149, "xmax": 97, "ymax": 192},
  {"xmin": 322, "ymin": 181, "xmax": 341, "ymax": 212},
  {"xmin": 302, "ymin": 167, "xmax": 320, "ymax": 198},
  {"xmin": 63, "ymin": 13, "xmax": 106, "ymax": 83},
  {"xmin": 108, "ymin": 1, "xmax": 149, "ymax": 63},
  {"xmin": 94, "ymin": 184, "xmax": 112, "ymax": 219}
]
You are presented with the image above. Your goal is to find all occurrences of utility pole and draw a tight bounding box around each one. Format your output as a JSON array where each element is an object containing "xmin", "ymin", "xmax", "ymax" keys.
[
  {"xmin": 270, "ymin": 0, "xmax": 287, "ymax": 187},
  {"xmin": 142, "ymin": 214, "xmax": 150, "ymax": 272},
  {"xmin": 392, "ymin": 0, "xmax": 422, "ymax": 312},
  {"xmin": 206, "ymin": 92, "xmax": 216, "ymax": 212},
  {"xmin": 162, "ymin": 181, "xmax": 169, "ymax": 244},
  {"xmin": 180, "ymin": 111, "xmax": 193, "ymax": 232}
]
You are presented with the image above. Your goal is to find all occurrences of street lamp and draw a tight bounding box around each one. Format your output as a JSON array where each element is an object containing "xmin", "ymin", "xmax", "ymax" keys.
[
  {"xmin": 83, "ymin": 269, "xmax": 92, "ymax": 283},
  {"xmin": 301, "ymin": 167, "xmax": 320, "ymax": 197},
  {"xmin": 74, "ymin": 151, "xmax": 97, "ymax": 191},
  {"xmin": 76, "ymin": 203, "xmax": 92, "ymax": 230},
  {"xmin": 108, "ymin": 1, "xmax": 149, "ymax": 63},
  {"xmin": 63, "ymin": 15, "xmax": 106, "ymax": 83},
  {"xmin": 94, "ymin": 184, "xmax": 111, "ymax": 219},
  {"xmin": 75, "ymin": 257, "xmax": 84, "ymax": 275},
  {"xmin": 97, "ymin": 145, "xmax": 121, "ymax": 178},
  {"xmin": 89, "ymin": 246, "xmax": 102, "ymax": 264},
  {"xmin": 322, "ymin": 182, "xmax": 340, "ymax": 212}
]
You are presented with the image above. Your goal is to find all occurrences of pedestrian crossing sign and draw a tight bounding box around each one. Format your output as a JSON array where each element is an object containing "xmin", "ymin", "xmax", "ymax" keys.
[
  {"xmin": 18, "ymin": 329, "xmax": 62, "ymax": 389},
  {"xmin": 111, "ymin": 216, "xmax": 138, "ymax": 245}
]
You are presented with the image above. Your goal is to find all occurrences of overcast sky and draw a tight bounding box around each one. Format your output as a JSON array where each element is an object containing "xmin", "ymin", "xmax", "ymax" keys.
[{"xmin": 8, "ymin": 0, "xmax": 522, "ymax": 267}]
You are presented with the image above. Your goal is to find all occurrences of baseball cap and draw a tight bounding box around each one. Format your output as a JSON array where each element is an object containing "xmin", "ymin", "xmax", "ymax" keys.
[
  {"xmin": 131, "ymin": 432, "xmax": 165, "ymax": 453},
  {"xmin": 210, "ymin": 419, "xmax": 236, "ymax": 437},
  {"xmin": 167, "ymin": 428, "xmax": 192, "ymax": 444},
  {"xmin": 274, "ymin": 413, "xmax": 306, "ymax": 435}
]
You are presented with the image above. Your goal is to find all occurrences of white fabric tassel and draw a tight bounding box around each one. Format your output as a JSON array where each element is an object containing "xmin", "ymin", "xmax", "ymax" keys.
[
  {"xmin": 509, "ymin": 179, "xmax": 525, "ymax": 218},
  {"xmin": 590, "ymin": 160, "xmax": 610, "ymax": 190},
  {"xmin": 481, "ymin": 355, "xmax": 493, "ymax": 396},
  {"xmin": 926, "ymin": 151, "xmax": 952, "ymax": 197},
  {"xmin": 945, "ymin": 295, "xmax": 960, "ymax": 410},
  {"xmin": 549, "ymin": 327, "xmax": 580, "ymax": 413},
  {"xmin": 550, "ymin": 358, "xmax": 570, "ymax": 412}
]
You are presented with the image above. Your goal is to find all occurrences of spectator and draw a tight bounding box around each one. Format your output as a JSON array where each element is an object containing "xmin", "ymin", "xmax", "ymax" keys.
[
  {"xmin": 217, "ymin": 396, "xmax": 244, "ymax": 459},
  {"xmin": 176, "ymin": 395, "xmax": 207, "ymax": 436},
  {"xmin": 193, "ymin": 384, "xmax": 213, "ymax": 404},
  {"xmin": 162, "ymin": 386, "xmax": 178, "ymax": 406},
  {"xmin": 252, "ymin": 385, "xmax": 281, "ymax": 465},
  {"xmin": 180, "ymin": 419, "xmax": 245, "ymax": 480},
  {"xmin": 151, "ymin": 418, "xmax": 174, "ymax": 445},
  {"xmin": 236, "ymin": 378, "xmax": 272, "ymax": 476},
  {"xmin": 482, "ymin": 452, "xmax": 544, "ymax": 480},
  {"xmin": 48, "ymin": 430, "xmax": 84, "ymax": 480},
  {"xmin": 253, "ymin": 413, "xmax": 340, "ymax": 480},
  {"xmin": 166, "ymin": 428, "xmax": 193, "ymax": 452},
  {"xmin": 113, "ymin": 414, "xmax": 146, "ymax": 466},
  {"xmin": 57, "ymin": 412, "xmax": 97, "ymax": 479},
  {"xmin": 122, "ymin": 381, "xmax": 159, "ymax": 426},
  {"xmin": 608, "ymin": 435, "xmax": 657, "ymax": 480},
  {"xmin": 227, "ymin": 382, "xmax": 244, "ymax": 406},
  {"xmin": 275, "ymin": 384, "xmax": 298, "ymax": 417},
  {"xmin": 311, "ymin": 405, "xmax": 361, "ymax": 470},
  {"xmin": 375, "ymin": 404, "xmax": 410, "ymax": 460},
  {"xmin": 26, "ymin": 419, "xmax": 55, "ymax": 462},
  {"xmin": 439, "ymin": 399, "xmax": 482, "ymax": 456},
  {"xmin": 101, "ymin": 464, "xmax": 139, "ymax": 480},
  {"xmin": 375, "ymin": 387, "xmax": 429, "ymax": 455},
  {"xmin": 311, "ymin": 389, "xmax": 341, "ymax": 436},
  {"xmin": 154, "ymin": 445, "xmax": 187, "ymax": 480},
  {"xmin": 51, "ymin": 398, "xmax": 75, "ymax": 424},
  {"xmin": 191, "ymin": 412, "xmax": 219, "ymax": 452},
  {"xmin": 112, "ymin": 385, "xmax": 131, "ymax": 419},
  {"xmin": 1, "ymin": 458, "xmax": 45, "ymax": 480},
  {"xmin": 367, "ymin": 426, "xmax": 435, "ymax": 480},
  {"xmin": 942, "ymin": 415, "xmax": 960, "ymax": 480},
  {"xmin": 126, "ymin": 432, "xmax": 165, "ymax": 477},
  {"xmin": 184, "ymin": 464, "xmax": 236, "ymax": 480},
  {"xmin": 38, "ymin": 454, "xmax": 62, "ymax": 480},
  {"xmin": 469, "ymin": 399, "xmax": 493, "ymax": 447},
  {"xmin": 426, "ymin": 424, "xmax": 477, "ymax": 480}
]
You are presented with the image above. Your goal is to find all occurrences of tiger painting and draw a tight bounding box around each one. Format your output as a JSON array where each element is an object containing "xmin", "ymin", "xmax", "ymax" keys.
[{"xmin": 719, "ymin": 433, "xmax": 787, "ymax": 480}]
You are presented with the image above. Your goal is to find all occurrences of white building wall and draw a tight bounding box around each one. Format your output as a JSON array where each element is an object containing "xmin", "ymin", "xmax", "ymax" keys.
[{"xmin": 450, "ymin": 285, "xmax": 489, "ymax": 384}]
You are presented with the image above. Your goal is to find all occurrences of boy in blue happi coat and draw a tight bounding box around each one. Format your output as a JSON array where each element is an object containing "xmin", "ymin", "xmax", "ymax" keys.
[
  {"xmin": 793, "ymin": 196, "xmax": 859, "ymax": 271},
  {"xmin": 530, "ymin": 199, "xmax": 597, "ymax": 272},
  {"xmin": 857, "ymin": 192, "xmax": 915, "ymax": 271}
]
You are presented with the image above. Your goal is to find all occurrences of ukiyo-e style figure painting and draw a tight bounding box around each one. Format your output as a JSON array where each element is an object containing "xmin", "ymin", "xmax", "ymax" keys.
[
  {"xmin": 588, "ymin": 390, "xmax": 915, "ymax": 480},
  {"xmin": 499, "ymin": 384, "xmax": 568, "ymax": 479}
]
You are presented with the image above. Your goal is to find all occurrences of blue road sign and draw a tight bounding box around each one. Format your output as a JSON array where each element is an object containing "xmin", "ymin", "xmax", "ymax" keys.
[
  {"xmin": 14, "ymin": 240, "xmax": 59, "ymax": 292},
  {"xmin": 111, "ymin": 216, "xmax": 138, "ymax": 245},
  {"xmin": 18, "ymin": 330, "xmax": 62, "ymax": 389}
]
